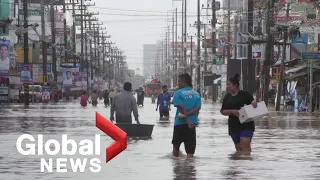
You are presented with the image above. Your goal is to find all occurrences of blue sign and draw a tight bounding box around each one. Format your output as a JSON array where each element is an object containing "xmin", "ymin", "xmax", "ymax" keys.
[
  {"xmin": 301, "ymin": 52, "xmax": 320, "ymax": 60},
  {"xmin": 291, "ymin": 34, "xmax": 308, "ymax": 44},
  {"xmin": 17, "ymin": 63, "xmax": 52, "ymax": 73}
]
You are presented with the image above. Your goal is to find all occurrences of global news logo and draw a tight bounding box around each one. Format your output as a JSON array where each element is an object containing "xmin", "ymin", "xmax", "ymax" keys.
[{"xmin": 15, "ymin": 112, "xmax": 127, "ymax": 173}]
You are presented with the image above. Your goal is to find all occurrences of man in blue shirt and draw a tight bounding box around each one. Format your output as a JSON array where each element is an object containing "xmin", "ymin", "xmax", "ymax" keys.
[
  {"xmin": 156, "ymin": 85, "xmax": 171, "ymax": 118},
  {"xmin": 172, "ymin": 73, "xmax": 201, "ymax": 158}
]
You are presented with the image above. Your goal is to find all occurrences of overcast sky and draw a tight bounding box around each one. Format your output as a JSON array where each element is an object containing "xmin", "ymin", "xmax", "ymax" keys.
[{"xmin": 92, "ymin": 0, "xmax": 209, "ymax": 74}]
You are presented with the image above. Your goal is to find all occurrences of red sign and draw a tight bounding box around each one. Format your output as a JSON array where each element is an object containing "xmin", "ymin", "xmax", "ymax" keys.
[
  {"xmin": 96, "ymin": 112, "xmax": 127, "ymax": 162},
  {"xmin": 170, "ymin": 42, "xmax": 195, "ymax": 50},
  {"xmin": 274, "ymin": 15, "xmax": 306, "ymax": 21}
]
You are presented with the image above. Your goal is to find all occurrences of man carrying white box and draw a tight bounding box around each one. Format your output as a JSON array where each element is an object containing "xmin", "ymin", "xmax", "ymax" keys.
[{"xmin": 220, "ymin": 74, "xmax": 257, "ymax": 156}]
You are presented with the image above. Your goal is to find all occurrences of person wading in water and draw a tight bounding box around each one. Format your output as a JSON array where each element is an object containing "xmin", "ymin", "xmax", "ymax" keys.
[
  {"xmin": 220, "ymin": 74, "xmax": 257, "ymax": 156},
  {"xmin": 172, "ymin": 73, "xmax": 201, "ymax": 158},
  {"xmin": 110, "ymin": 82, "xmax": 140, "ymax": 124},
  {"xmin": 156, "ymin": 85, "xmax": 171, "ymax": 118}
]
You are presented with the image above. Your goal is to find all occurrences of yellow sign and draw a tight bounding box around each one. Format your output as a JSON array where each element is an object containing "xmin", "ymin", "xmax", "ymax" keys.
[
  {"xmin": 15, "ymin": 44, "xmax": 33, "ymax": 63},
  {"xmin": 275, "ymin": 72, "xmax": 280, "ymax": 83}
]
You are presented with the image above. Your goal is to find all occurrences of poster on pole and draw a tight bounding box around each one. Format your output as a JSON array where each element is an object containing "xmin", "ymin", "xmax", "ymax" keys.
[
  {"xmin": 0, "ymin": 77, "xmax": 9, "ymax": 103},
  {"xmin": 0, "ymin": 40, "xmax": 10, "ymax": 77},
  {"xmin": 20, "ymin": 64, "xmax": 33, "ymax": 83},
  {"xmin": 60, "ymin": 68, "xmax": 80, "ymax": 89}
]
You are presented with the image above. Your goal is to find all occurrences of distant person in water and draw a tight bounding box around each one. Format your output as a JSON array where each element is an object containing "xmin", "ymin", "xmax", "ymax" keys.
[
  {"xmin": 80, "ymin": 91, "xmax": 89, "ymax": 107},
  {"xmin": 220, "ymin": 73, "xmax": 257, "ymax": 156},
  {"xmin": 91, "ymin": 90, "xmax": 98, "ymax": 107},
  {"xmin": 103, "ymin": 89, "xmax": 110, "ymax": 106},
  {"xmin": 110, "ymin": 82, "xmax": 140, "ymax": 124},
  {"xmin": 156, "ymin": 85, "xmax": 171, "ymax": 118},
  {"xmin": 172, "ymin": 73, "xmax": 202, "ymax": 158},
  {"xmin": 109, "ymin": 89, "xmax": 116, "ymax": 105}
]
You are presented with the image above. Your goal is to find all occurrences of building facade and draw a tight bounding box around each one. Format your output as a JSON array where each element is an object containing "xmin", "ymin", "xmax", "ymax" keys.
[{"xmin": 143, "ymin": 44, "xmax": 158, "ymax": 78}]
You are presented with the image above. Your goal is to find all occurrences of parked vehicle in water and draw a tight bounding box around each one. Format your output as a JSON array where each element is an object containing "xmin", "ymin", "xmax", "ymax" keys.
[
  {"xmin": 20, "ymin": 85, "xmax": 43, "ymax": 102},
  {"xmin": 145, "ymin": 79, "xmax": 161, "ymax": 97}
]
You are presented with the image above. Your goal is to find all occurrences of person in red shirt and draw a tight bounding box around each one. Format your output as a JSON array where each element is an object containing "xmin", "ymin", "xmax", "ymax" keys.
[{"xmin": 80, "ymin": 91, "xmax": 89, "ymax": 107}]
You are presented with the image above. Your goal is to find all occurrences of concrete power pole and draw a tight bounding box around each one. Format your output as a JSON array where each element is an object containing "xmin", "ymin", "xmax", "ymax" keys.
[
  {"xmin": 183, "ymin": 0, "xmax": 187, "ymax": 73},
  {"xmin": 71, "ymin": 0, "xmax": 77, "ymax": 68},
  {"xmin": 211, "ymin": 0, "xmax": 217, "ymax": 101},
  {"xmin": 23, "ymin": 0, "xmax": 29, "ymax": 106},
  {"xmin": 263, "ymin": 0, "xmax": 275, "ymax": 105},
  {"xmin": 174, "ymin": 8, "xmax": 178, "ymax": 87},
  {"xmin": 63, "ymin": 0, "xmax": 68, "ymax": 63},
  {"xmin": 80, "ymin": 0, "xmax": 84, "ymax": 72},
  {"xmin": 247, "ymin": 0, "xmax": 255, "ymax": 94},
  {"xmin": 50, "ymin": 4, "xmax": 57, "ymax": 84},
  {"xmin": 275, "ymin": 3, "xmax": 290, "ymax": 111},
  {"xmin": 40, "ymin": 0, "xmax": 47, "ymax": 85},
  {"xmin": 196, "ymin": 0, "xmax": 201, "ymax": 93}
]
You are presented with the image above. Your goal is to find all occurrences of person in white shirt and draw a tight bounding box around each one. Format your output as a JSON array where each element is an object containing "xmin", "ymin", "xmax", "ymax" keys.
[
  {"xmin": 21, "ymin": 66, "xmax": 31, "ymax": 81},
  {"xmin": 63, "ymin": 71, "xmax": 73, "ymax": 87},
  {"xmin": 0, "ymin": 44, "xmax": 10, "ymax": 71}
]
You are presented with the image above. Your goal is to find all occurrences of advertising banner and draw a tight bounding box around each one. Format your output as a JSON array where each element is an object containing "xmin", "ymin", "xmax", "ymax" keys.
[
  {"xmin": 20, "ymin": 64, "xmax": 33, "ymax": 83},
  {"xmin": 15, "ymin": 43, "xmax": 36, "ymax": 63},
  {"xmin": 42, "ymin": 86, "xmax": 51, "ymax": 101},
  {"xmin": 0, "ymin": 40, "xmax": 10, "ymax": 77},
  {"xmin": 32, "ymin": 64, "xmax": 52, "ymax": 83},
  {"xmin": 77, "ymin": 72, "xmax": 88, "ymax": 90},
  {"xmin": 60, "ymin": 68, "xmax": 79, "ymax": 88},
  {"xmin": 0, "ymin": 77, "xmax": 9, "ymax": 103}
]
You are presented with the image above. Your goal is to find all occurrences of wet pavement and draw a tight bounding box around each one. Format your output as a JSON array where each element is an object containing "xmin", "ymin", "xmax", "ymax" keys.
[{"xmin": 0, "ymin": 98, "xmax": 320, "ymax": 180}]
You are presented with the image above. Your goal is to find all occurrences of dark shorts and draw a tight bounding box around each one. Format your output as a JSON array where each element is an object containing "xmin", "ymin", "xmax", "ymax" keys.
[
  {"xmin": 231, "ymin": 130, "xmax": 254, "ymax": 144},
  {"xmin": 172, "ymin": 124, "xmax": 196, "ymax": 154},
  {"xmin": 92, "ymin": 100, "xmax": 97, "ymax": 106},
  {"xmin": 159, "ymin": 109, "xmax": 169, "ymax": 117}
]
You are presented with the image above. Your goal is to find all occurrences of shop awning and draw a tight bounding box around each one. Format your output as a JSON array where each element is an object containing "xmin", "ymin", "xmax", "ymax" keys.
[{"xmin": 214, "ymin": 77, "xmax": 221, "ymax": 85}]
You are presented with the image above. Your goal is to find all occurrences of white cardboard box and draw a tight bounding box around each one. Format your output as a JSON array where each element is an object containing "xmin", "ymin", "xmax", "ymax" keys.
[{"xmin": 238, "ymin": 101, "xmax": 269, "ymax": 124}]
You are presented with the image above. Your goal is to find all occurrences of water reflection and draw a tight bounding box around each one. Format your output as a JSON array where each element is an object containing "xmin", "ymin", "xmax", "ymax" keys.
[
  {"xmin": 172, "ymin": 158, "xmax": 197, "ymax": 180},
  {"xmin": 1, "ymin": 102, "xmax": 320, "ymax": 179},
  {"xmin": 222, "ymin": 165, "xmax": 244, "ymax": 180},
  {"xmin": 157, "ymin": 118, "xmax": 171, "ymax": 127},
  {"xmin": 128, "ymin": 137, "xmax": 152, "ymax": 144}
]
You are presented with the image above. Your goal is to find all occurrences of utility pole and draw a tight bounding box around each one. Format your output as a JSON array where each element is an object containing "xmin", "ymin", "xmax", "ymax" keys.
[
  {"xmin": 275, "ymin": 3, "xmax": 289, "ymax": 111},
  {"xmin": 51, "ymin": 4, "xmax": 57, "ymax": 84},
  {"xmin": 63, "ymin": 0, "xmax": 68, "ymax": 60},
  {"xmin": 174, "ymin": 8, "xmax": 178, "ymax": 87},
  {"xmin": 23, "ymin": 0, "xmax": 29, "ymax": 106},
  {"xmin": 247, "ymin": 0, "xmax": 254, "ymax": 94},
  {"xmin": 196, "ymin": 0, "xmax": 201, "ymax": 93},
  {"xmin": 93, "ymin": 24, "xmax": 97, "ymax": 76},
  {"xmin": 190, "ymin": 35, "xmax": 193, "ymax": 79},
  {"xmin": 172, "ymin": 13, "xmax": 174, "ymax": 87},
  {"xmin": 181, "ymin": 0, "xmax": 184, "ymax": 74},
  {"xmin": 89, "ymin": 19, "xmax": 94, "ymax": 81},
  {"xmin": 227, "ymin": 0, "xmax": 231, "ymax": 64},
  {"xmin": 84, "ymin": 15, "xmax": 89, "ymax": 88},
  {"xmin": 80, "ymin": 0, "xmax": 84, "ymax": 72},
  {"xmin": 72, "ymin": 0, "xmax": 76, "ymax": 68},
  {"xmin": 211, "ymin": 0, "xmax": 217, "ymax": 101},
  {"xmin": 183, "ymin": 0, "xmax": 187, "ymax": 73},
  {"xmin": 41, "ymin": 0, "xmax": 47, "ymax": 85},
  {"xmin": 263, "ymin": 0, "xmax": 275, "ymax": 105},
  {"xmin": 256, "ymin": 7, "xmax": 262, "ymax": 101},
  {"xmin": 204, "ymin": 24, "xmax": 207, "ymax": 74},
  {"xmin": 97, "ymin": 28, "xmax": 100, "ymax": 74}
]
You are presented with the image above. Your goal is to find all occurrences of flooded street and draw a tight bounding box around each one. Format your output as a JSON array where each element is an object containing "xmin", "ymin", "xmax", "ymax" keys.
[{"xmin": 1, "ymin": 98, "xmax": 320, "ymax": 180}]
